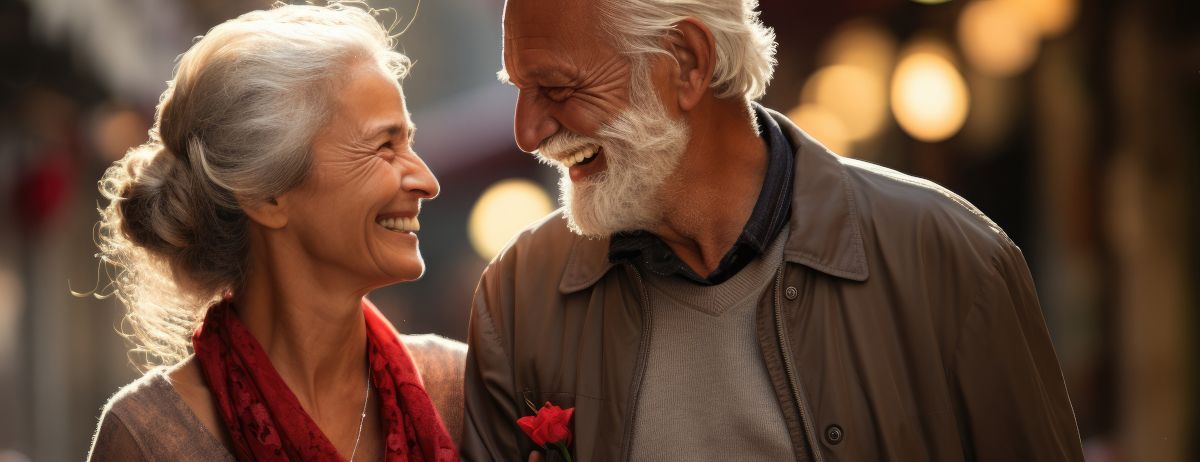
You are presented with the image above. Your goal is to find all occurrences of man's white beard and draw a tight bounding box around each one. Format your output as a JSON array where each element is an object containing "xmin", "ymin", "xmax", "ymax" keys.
[{"xmin": 535, "ymin": 68, "xmax": 691, "ymax": 237}]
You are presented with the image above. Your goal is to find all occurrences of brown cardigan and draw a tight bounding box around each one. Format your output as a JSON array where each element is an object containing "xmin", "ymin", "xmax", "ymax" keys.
[{"xmin": 88, "ymin": 334, "xmax": 466, "ymax": 461}]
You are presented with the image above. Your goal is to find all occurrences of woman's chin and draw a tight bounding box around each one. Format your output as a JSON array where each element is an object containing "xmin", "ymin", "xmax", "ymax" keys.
[
  {"xmin": 376, "ymin": 259, "xmax": 426, "ymax": 285},
  {"xmin": 366, "ymin": 241, "xmax": 426, "ymax": 282}
]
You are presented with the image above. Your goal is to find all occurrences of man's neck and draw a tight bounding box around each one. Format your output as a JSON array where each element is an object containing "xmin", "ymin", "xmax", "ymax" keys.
[
  {"xmin": 234, "ymin": 228, "xmax": 370, "ymax": 419},
  {"xmin": 651, "ymin": 99, "xmax": 767, "ymax": 277}
]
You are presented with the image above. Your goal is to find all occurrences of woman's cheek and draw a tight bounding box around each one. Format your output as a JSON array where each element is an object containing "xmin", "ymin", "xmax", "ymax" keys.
[{"xmin": 377, "ymin": 161, "xmax": 402, "ymax": 191}]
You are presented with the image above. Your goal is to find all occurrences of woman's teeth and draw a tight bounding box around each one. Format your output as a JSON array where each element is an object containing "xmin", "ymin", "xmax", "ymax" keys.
[
  {"xmin": 377, "ymin": 216, "xmax": 420, "ymax": 232},
  {"xmin": 561, "ymin": 146, "xmax": 599, "ymax": 168}
]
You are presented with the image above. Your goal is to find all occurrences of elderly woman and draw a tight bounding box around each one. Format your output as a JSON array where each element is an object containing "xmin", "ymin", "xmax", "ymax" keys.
[{"xmin": 87, "ymin": 3, "xmax": 461, "ymax": 461}]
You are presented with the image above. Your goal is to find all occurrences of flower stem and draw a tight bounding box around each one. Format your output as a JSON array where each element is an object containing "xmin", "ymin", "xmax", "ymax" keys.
[{"xmin": 553, "ymin": 442, "xmax": 572, "ymax": 462}]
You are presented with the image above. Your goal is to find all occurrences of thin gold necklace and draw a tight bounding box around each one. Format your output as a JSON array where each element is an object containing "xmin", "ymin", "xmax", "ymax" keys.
[{"xmin": 348, "ymin": 366, "xmax": 371, "ymax": 462}]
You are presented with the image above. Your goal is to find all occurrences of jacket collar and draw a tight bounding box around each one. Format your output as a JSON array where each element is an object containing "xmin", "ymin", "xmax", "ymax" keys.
[
  {"xmin": 558, "ymin": 108, "xmax": 869, "ymax": 293},
  {"xmin": 559, "ymin": 234, "xmax": 616, "ymax": 293},
  {"xmin": 770, "ymin": 107, "xmax": 869, "ymax": 281}
]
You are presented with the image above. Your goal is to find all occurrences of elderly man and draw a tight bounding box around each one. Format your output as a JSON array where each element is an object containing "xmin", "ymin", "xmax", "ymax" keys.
[{"xmin": 463, "ymin": 0, "xmax": 1084, "ymax": 460}]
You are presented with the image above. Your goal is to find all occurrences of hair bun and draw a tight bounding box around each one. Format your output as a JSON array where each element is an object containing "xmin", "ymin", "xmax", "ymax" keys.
[
  {"xmin": 94, "ymin": 2, "xmax": 400, "ymax": 366},
  {"xmin": 116, "ymin": 144, "xmax": 198, "ymax": 256}
]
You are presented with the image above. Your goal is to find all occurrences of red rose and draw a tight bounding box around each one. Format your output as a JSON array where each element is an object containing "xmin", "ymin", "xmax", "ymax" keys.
[{"xmin": 517, "ymin": 402, "xmax": 574, "ymax": 447}]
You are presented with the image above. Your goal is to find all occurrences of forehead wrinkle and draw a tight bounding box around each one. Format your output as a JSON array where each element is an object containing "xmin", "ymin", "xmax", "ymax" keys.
[
  {"xmin": 504, "ymin": 0, "xmax": 600, "ymax": 31},
  {"xmin": 504, "ymin": 19, "xmax": 595, "ymax": 63},
  {"xmin": 505, "ymin": 49, "xmax": 580, "ymax": 86},
  {"xmin": 506, "ymin": 32, "xmax": 557, "ymax": 43},
  {"xmin": 580, "ymin": 53, "xmax": 630, "ymax": 86},
  {"xmin": 504, "ymin": 36, "xmax": 561, "ymax": 61}
]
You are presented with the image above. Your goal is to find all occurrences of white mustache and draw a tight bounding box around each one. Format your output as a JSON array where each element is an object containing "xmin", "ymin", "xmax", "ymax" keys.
[{"xmin": 534, "ymin": 132, "xmax": 600, "ymax": 165}]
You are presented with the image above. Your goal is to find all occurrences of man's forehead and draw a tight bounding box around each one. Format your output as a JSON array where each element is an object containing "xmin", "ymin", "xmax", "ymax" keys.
[{"xmin": 503, "ymin": 0, "xmax": 598, "ymax": 36}]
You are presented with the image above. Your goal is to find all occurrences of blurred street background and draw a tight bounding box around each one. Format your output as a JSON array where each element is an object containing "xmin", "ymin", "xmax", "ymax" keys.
[{"xmin": 0, "ymin": 0, "xmax": 1196, "ymax": 460}]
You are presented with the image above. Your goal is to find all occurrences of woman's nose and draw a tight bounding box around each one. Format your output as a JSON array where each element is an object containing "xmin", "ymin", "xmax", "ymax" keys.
[{"xmin": 402, "ymin": 152, "xmax": 440, "ymax": 200}]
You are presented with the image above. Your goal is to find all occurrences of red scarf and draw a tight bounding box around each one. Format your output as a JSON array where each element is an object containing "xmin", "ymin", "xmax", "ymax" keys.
[{"xmin": 193, "ymin": 298, "xmax": 458, "ymax": 461}]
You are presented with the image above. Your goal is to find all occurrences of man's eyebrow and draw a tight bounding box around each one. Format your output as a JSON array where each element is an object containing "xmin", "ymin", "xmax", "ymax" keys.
[{"xmin": 496, "ymin": 67, "xmax": 574, "ymax": 87}]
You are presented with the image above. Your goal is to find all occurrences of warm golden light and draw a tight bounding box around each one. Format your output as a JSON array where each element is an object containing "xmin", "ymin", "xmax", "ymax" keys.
[
  {"xmin": 801, "ymin": 65, "xmax": 888, "ymax": 141},
  {"xmin": 93, "ymin": 108, "xmax": 149, "ymax": 162},
  {"xmin": 958, "ymin": 0, "xmax": 1041, "ymax": 77},
  {"xmin": 890, "ymin": 41, "xmax": 971, "ymax": 142},
  {"xmin": 819, "ymin": 19, "xmax": 898, "ymax": 77},
  {"xmin": 1009, "ymin": 0, "xmax": 1079, "ymax": 37},
  {"xmin": 787, "ymin": 104, "xmax": 853, "ymax": 156},
  {"xmin": 468, "ymin": 179, "xmax": 554, "ymax": 260}
]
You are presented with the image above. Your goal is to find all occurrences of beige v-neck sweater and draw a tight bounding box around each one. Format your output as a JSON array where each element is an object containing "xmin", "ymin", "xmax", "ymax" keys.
[{"xmin": 629, "ymin": 226, "xmax": 794, "ymax": 460}]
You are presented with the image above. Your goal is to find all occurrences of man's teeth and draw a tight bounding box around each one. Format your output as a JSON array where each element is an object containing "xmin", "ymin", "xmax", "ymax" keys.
[
  {"xmin": 377, "ymin": 216, "xmax": 420, "ymax": 232},
  {"xmin": 561, "ymin": 146, "xmax": 598, "ymax": 167}
]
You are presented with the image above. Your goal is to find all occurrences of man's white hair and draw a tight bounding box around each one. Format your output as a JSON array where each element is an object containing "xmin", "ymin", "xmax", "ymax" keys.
[{"xmin": 600, "ymin": 0, "xmax": 778, "ymax": 101}]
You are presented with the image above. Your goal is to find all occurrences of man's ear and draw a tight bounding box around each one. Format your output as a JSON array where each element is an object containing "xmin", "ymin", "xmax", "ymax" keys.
[
  {"xmin": 666, "ymin": 17, "xmax": 717, "ymax": 112},
  {"xmin": 240, "ymin": 193, "xmax": 289, "ymax": 230}
]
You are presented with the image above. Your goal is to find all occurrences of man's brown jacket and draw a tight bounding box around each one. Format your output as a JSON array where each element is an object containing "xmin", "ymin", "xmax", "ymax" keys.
[{"xmin": 462, "ymin": 109, "xmax": 1083, "ymax": 461}]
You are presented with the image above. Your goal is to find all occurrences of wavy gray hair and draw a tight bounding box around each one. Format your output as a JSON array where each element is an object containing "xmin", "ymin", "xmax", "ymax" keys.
[
  {"xmin": 96, "ymin": 2, "xmax": 410, "ymax": 366},
  {"xmin": 600, "ymin": 0, "xmax": 778, "ymax": 101}
]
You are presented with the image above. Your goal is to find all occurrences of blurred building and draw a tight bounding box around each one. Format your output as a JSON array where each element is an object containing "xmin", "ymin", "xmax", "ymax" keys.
[{"xmin": 0, "ymin": 0, "xmax": 1196, "ymax": 460}]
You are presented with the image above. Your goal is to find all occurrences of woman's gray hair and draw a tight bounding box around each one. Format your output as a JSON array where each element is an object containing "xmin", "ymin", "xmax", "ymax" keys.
[
  {"xmin": 97, "ymin": 2, "xmax": 411, "ymax": 366},
  {"xmin": 600, "ymin": 0, "xmax": 778, "ymax": 101}
]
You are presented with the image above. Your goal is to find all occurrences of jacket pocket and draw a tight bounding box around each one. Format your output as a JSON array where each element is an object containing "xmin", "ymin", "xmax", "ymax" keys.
[{"xmin": 521, "ymin": 390, "xmax": 579, "ymax": 411}]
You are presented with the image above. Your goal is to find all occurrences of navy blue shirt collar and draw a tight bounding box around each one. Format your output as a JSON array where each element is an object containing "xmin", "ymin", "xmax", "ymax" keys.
[{"xmin": 608, "ymin": 102, "xmax": 795, "ymax": 285}]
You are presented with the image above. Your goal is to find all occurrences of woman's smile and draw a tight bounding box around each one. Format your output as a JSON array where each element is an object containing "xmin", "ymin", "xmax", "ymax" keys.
[{"xmin": 376, "ymin": 215, "xmax": 420, "ymax": 233}]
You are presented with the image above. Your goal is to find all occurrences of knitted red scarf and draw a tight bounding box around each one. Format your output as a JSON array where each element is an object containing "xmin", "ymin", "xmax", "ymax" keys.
[{"xmin": 193, "ymin": 298, "xmax": 457, "ymax": 461}]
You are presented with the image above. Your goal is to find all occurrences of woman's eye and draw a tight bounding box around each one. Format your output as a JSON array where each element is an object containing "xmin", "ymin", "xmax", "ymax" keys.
[{"xmin": 377, "ymin": 141, "xmax": 397, "ymax": 160}]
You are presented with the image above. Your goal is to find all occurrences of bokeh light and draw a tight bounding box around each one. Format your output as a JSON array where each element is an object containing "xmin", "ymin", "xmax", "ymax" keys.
[
  {"xmin": 801, "ymin": 65, "xmax": 889, "ymax": 142},
  {"xmin": 467, "ymin": 178, "xmax": 554, "ymax": 261},
  {"xmin": 1009, "ymin": 0, "xmax": 1079, "ymax": 37},
  {"xmin": 819, "ymin": 19, "xmax": 898, "ymax": 77},
  {"xmin": 958, "ymin": 0, "xmax": 1041, "ymax": 77},
  {"xmin": 787, "ymin": 104, "xmax": 853, "ymax": 156},
  {"xmin": 91, "ymin": 107, "xmax": 149, "ymax": 162},
  {"xmin": 890, "ymin": 39, "xmax": 971, "ymax": 142},
  {"xmin": 0, "ymin": 266, "xmax": 23, "ymax": 357}
]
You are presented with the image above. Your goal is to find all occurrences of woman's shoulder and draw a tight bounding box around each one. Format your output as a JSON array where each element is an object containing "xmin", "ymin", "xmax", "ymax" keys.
[
  {"xmin": 400, "ymin": 334, "xmax": 467, "ymax": 445},
  {"xmin": 89, "ymin": 368, "xmax": 171, "ymax": 460},
  {"xmin": 99, "ymin": 366, "xmax": 174, "ymax": 415},
  {"xmin": 88, "ymin": 362, "xmax": 233, "ymax": 461},
  {"xmin": 400, "ymin": 333, "xmax": 466, "ymax": 398},
  {"xmin": 401, "ymin": 334, "xmax": 467, "ymax": 393},
  {"xmin": 402, "ymin": 334, "xmax": 466, "ymax": 367}
]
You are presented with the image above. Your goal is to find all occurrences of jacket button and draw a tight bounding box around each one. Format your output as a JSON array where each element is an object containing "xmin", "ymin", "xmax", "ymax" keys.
[
  {"xmin": 785, "ymin": 286, "xmax": 799, "ymax": 300},
  {"xmin": 825, "ymin": 424, "xmax": 844, "ymax": 445}
]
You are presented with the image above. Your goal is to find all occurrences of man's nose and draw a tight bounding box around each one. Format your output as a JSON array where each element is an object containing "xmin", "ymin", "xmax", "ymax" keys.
[{"xmin": 513, "ymin": 91, "xmax": 560, "ymax": 153}]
